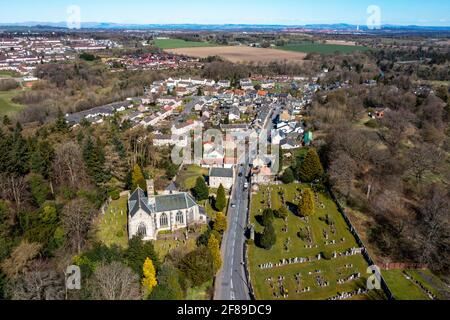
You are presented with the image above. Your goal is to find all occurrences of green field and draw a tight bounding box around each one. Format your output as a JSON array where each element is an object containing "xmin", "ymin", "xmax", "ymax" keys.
[
  {"xmin": 278, "ymin": 42, "xmax": 369, "ymax": 54},
  {"xmin": 95, "ymin": 196, "xmax": 129, "ymax": 248},
  {"xmin": 0, "ymin": 90, "xmax": 24, "ymax": 117},
  {"xmin": 154, "ymin": 39, "xmax": 217, "ymax": 50},
  {"xmin": 0, "ymin": 70, "xmax": 20, "ymax": 77},
  {"xmin": 175, "ymin": 164, "xmax": 209, "ymax": 191},
  {"xmin": 382, "ymin": 270, "xmax": 431, "ymax": 300},
  {"xmin": 248, "ymin": 183, "xmax": 385, "ymax": 300}
]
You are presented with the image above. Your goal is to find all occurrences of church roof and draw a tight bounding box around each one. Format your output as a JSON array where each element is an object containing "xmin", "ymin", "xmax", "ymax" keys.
[
  {"xmin": 128, "ymin": 188, "xmax": 197, "ymax": 217},
  {"xmin": 155, "ymin": 193, "xmax": 197, "ymax": 213},
  {"xmin": 210, "ymin": 167, "xmax": 234, "ymax": 178},
  {"xmin": 128, "ymin": 188, "xmax": 152, "ymax": 218}
]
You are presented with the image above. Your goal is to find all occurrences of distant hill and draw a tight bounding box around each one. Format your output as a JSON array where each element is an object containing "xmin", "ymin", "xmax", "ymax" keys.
[{"xmin": 1, "ymin": 22, "xmax": 450, "ymax": 32}]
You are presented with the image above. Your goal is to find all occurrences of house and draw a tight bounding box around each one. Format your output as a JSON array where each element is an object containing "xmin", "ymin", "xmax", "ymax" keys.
[
  {"xmin": 153, "ymin": 134, "xmax": 188, "ymax": 148},
  {"xmin": 209, "ymin": 167, "xmax": 235, "ymax": 190},
  {"xmin": 218, "ymin": 80, "xmax": 231, "ymax": 88},
  {"xmin": 172, "ymin": 120, "xmax": 203, "ymax": 136},
  {"xmin": 240, "ymin": 79, "xmax": 254, "ymax": 90},
  {"xmin": 252, "ymin": 165, "xmax": 273, "ymax": 185},
  {"xmin": 228, "ymin": 107, "xmax": 241, "ymax": 122},
  {"xmin": 280, "ymin": 109, "xmax": 292, "ymax": 122},
  {"xmin": 128, "ymin": 181, "xmax": 207, "ymax": 241},
  {"xmin": 281, "ymin": 138, "xmax": 301, "ymax": 150}
]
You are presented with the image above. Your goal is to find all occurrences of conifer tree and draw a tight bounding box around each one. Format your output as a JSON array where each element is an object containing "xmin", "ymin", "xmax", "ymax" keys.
[
  {"xmin": 142, "ymin": 257, "xmax": 158, "ymax": 297},
  {"xmin": 215, "ymin": 184, "xmax": 226, "ymax": 212},
  {"xmin": 208, "ymin": 234, "xmax": 222, "ymax": 272},
  {"xmin": 298, "ymin": 148, "xmax": 324, "ymax": 182},
  {"xmin": 298, "ymin": 188, "xmax": 315, "ymax": 217}
]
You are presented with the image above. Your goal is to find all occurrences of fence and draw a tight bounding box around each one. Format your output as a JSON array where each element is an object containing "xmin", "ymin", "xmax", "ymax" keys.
[
  {"xmin": 328, "ymin": 187, "xmax": 395, "ymax": 300},
  {"xmin": 380, "ymin": 263, "xmax": 429, "ymax": 270}
]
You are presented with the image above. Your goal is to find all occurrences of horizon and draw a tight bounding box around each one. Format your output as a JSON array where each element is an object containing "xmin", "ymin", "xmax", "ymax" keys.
[{"xmin": 1, "ymin": 0, "xmax": 450, "ymax": 27}]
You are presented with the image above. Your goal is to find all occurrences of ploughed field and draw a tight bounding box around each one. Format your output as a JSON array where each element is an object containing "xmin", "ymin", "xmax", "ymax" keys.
[
  {"xmin": 165, "ymin": 46, "xmax": 307, "ymax": 64},
  {"xmin": 248, "ymin": 184, "xmax": 386, "ymax": 300}
]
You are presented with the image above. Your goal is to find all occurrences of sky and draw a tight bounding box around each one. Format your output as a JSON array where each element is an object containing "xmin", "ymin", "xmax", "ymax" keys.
[{"xmin": 1, "ymin": 0, "xmax": 450, "ymax": 26}]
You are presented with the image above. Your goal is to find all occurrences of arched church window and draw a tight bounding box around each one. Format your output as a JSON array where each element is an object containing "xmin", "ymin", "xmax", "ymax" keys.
[
  {"xmin": 176, "ymin": 211, "xmax": 184, "ymax": 224},
  {"xmin": 137, "ymin": 223, "xmax": 147, "ymax": 237},
  {"xmin": 160, "ymin": 213, "xmax": 169, "ymax": 228}
]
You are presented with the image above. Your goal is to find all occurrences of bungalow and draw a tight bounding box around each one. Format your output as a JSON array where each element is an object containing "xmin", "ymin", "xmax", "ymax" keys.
[
  {"xmin": 153, "ymin": 134, "xmax": 188, "ymax": 148},
  {"xmin": 281, "ymin": 138, "xmax": 301, "ymax": 150}
]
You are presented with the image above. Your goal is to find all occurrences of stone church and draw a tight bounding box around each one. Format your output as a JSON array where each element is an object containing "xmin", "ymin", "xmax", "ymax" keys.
[{"xmin": 128, "ymin": 180, "xmax": 207, "ymax": 241}]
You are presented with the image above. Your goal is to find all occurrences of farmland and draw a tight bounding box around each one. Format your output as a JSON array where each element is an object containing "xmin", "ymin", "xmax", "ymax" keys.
[
  {"xmin": 277, "ymin": 41, "xmax": 369, "ymax": 54},
  {"xmin": 165, "ymin": 46, "xmax": 307, "ymax": 64},
  {"xmin": 154, "ymin": 38, "xmax": 217, "ymax": 49},
  {"xmin": 248, "ymin": 183, "xmax": 385, "ymax": 300}
]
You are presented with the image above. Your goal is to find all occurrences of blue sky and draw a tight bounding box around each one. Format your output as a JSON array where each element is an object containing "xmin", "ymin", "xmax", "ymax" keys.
[{"xmin": 1, "ymin": 0, "xmax": 450, "ymax": 26}]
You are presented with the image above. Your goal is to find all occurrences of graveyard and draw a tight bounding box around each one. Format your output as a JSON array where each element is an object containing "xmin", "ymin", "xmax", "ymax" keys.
[
  {"xmin": 94, "ymin": 195, "xmax": 129, "ymax": 248},
  {"xmin": 247, "ymin": 183, "xmax": 386, "ymax": 300}
]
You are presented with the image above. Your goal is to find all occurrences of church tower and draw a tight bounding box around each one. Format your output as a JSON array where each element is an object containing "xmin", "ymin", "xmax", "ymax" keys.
[{"xmin": 147, "ymin": 179, "xmax": 156, "ymax": 207}]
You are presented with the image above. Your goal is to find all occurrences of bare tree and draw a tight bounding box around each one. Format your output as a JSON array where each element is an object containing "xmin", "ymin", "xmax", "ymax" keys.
[
  {"xmin": 329, "ymin": 153, "xmax": 357, "ymax": 200},
  {"xmin": 61, "ymin": 198, "xmax": 95, "ymax": 254},
  {"xmin": 6, "ymin": 260, "xmax": 65, "ymax": 300},
  {"xmin": 0, "ymin": 174, "xmax": 27, "ymax": 211},
  {"xmin": 52, "ymin": 142, "xmax": 87, "ymax": 189},
  {"xmin": 1, "ymin": 240, "xmax": 42, "ymax": 279},
  {"xmin": 88, "ymin": 262, "xmax": 141, "ymax": 300},
  {"xmin": 418, "ymin": 185, "xmax": 450, "ymax": 271},
  {"xmin": 407, "ymin": 144, "xmax": 443, "ymax": 184}
]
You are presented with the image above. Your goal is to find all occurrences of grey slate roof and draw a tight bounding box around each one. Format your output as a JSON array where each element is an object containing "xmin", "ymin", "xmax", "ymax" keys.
[
  {"xmin": 155, "ymin": 193, "xmax": 197, "ymax": 212},
  {"xmin": 210, "ymin": 167, "xmax": 234, "ymax": 178},
  {"xmin": 128, "ymin": 188, "xmax": 152, "ymax": 217},
  {"xmin": 128, "ymin": 188, "xmax": 197, "ymax": 217}
]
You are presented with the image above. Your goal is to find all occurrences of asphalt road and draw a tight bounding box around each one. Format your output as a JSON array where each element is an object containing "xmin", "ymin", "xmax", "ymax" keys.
[
  {"xmin": 214, "ymin": 157, "xmax": 252, "ymax": 300},
  {"xmin": 214, "ymin": 105, "xmax": 281, "ymax": 300}
]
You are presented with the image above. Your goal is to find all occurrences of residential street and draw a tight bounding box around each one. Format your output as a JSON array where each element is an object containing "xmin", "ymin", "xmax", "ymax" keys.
[{"xmin": 214, "ymin": 156, "xmax": 251, "ymax": 300}]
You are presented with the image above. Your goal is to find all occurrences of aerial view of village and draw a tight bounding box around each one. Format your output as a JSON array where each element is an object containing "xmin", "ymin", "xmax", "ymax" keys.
[{"xmin": 0, "ymin": 0, "xmax": 449, "ymax": 307}]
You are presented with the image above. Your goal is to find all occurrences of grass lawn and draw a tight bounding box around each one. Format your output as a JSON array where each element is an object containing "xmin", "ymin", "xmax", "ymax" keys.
[
  {"xmin": 94, "ymin": 196, "xmax": 129, "ymax": 249},
  {"xmin": 248, "ymin": 183, "xmax": 385, "ymax": 300},
  {"xmin": 382, "ymin": 270, "xmax": 430, "ymax": 300},
  {"xmin": 154, "ymin": 39, "xmax": 217, "ymax": 50},
  {"xmin": 405, "ymin": 269, "xmax": 450, "ymax": 300},
  {"xmin": 0, "ymin": 70, "xmax": 20, "ymax": 77},
  {"xmin": 153, "ymin": 237, "xmax": 198, "ymax": 262},
  {"xmin": 0, "ymin": 89, "xmax": 25, "ymax": 117},
  {"xmin": 186, "ymin": 280, "xmax": 213, "ymax": 300},
  {"xmin": 277, "ymin": 42, "xmax": 369, "ymax": 54},
  {"xmin": 176, "ymin": 164, "xmax": 209, "ymax": 191}
]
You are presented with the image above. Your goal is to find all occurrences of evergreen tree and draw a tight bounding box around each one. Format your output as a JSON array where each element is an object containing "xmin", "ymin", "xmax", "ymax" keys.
[
  {"xmin": 208, "ymin": 234, "xmax": 222, "ymax": 273},
  {"xmin": 125, "ymin": 236, "xmax": 160, "ymax": 278},
  {"xmin": 280, "ymin": 168, "xmax": 295, "ymax": 184},
  {"xmin": 131, "ymin": 164, "xmax": 147, "ymax": 191},
  {"xmin": 55, "ymin": 108, "xmax": 68, "ymax": 133},
  {"xmin": 215, "ymin": 184, "xmax": 226, "ymax": 212},
  {"xmin": 297, "ymin": 148, "xmax": 324, "ymax": 182},
  {"xmin": 27, "ymin": 173, "xmax": 51, "ymax": 206},
  {"xmin": 261, "ymin": 208, "xmax": 274, "ymax": 227},
  {"xmin": 30, "ymin": 140, "xmax": 54, "ymax": 179},
  {"xmin": 8, "ymin": 123, "xmax": 29, "ymax": 175},
  {"xmin": 179, "ymin": 247, "xmax": 214, "ymax": 287},
  {"xmin": 149, "ymin": 264, "xmax": 184, "ymax": 300},
  {"xmin": 83, "ymin": 137, "xmax": 109, "ymax": 185},
  {"xmin": 192, "ymin": 177, "xmax": 209, "ymax": 201},
  {"xmin": 298, "ymin": 188, "xmax": 315, "ymax": 217},
  {"xmin": 142, "ymin": 257, "xmax": 158, "ymax": 297},
  {"xmin": 260, "ymin": 222, "xmax": 276, "ymax": 250}
]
